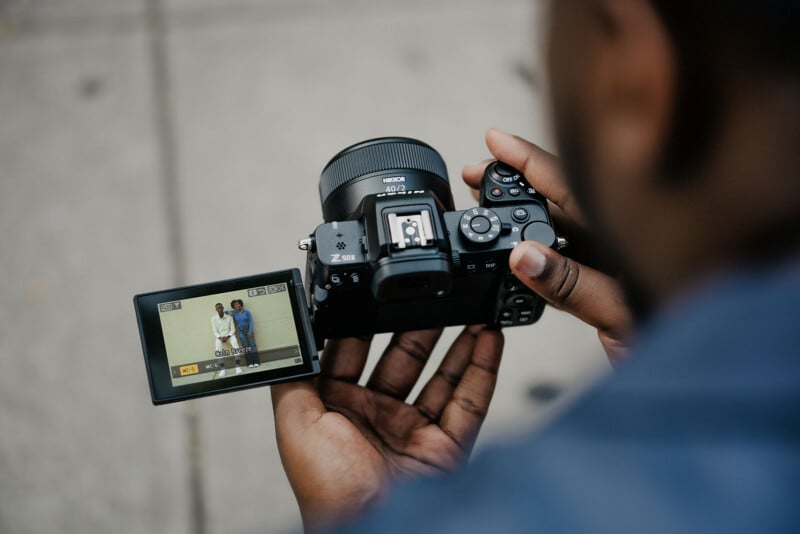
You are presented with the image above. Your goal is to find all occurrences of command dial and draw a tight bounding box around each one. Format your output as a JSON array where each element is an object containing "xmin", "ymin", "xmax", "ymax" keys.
[
  {"xmin": 488, "ymin": 161, "xmax": 522, "ymax": 185},
  {"xmin": 459, "ymin": 207, "xmax": 501, "ymax": 246}
]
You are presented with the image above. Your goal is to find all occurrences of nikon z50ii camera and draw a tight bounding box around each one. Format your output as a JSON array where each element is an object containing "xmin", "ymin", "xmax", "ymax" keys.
[{"xmin": 134, "ymin": 137, "xmax": 557, "ymax": 404}]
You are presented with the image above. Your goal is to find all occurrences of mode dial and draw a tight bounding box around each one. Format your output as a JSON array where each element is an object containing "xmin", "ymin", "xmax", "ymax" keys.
[{"xmin": 459, "ymin": 207, "xmax": 502, "ymax": 246}]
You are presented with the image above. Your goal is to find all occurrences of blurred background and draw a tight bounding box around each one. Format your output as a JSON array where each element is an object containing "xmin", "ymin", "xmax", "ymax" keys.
[{"xmin": 0, "ymin": 1, "xmax": 609, "ymax": 532}]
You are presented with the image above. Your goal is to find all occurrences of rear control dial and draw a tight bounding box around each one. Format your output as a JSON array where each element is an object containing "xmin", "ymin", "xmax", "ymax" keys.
[
  {"xmin": 459, "ymin": 207, "xmax": 501, "ymax": 245},
  {"xmin": 522, "ymin": 221, "xmax": 556, "ymax": 247}
]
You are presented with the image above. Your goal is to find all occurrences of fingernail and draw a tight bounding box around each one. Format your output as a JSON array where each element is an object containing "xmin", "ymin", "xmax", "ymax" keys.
[
  {"xmin": 467, "ymin": 324, "xmax": 486, "ymax": 336},
  {"xmin": 512, "ymin": 244, "xmax": 547, "ymax": 279}
]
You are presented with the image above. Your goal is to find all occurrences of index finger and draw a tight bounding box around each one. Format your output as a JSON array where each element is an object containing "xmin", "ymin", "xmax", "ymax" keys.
[
  {"xmin": 320, "ymin": 336, "xmax": 373, "ymax": 384},
  {"xmin": 463, "ymin": 129, "xmax": 585, "ymax": 225},
  {"xmin": 462, "ymin": 158, "xmax": 495, "ymax": 192}
]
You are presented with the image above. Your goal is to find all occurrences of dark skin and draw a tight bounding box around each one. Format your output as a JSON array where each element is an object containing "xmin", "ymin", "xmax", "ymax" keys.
[
  {"xmin": 272, "ymin": 129, "xmax": 632, "ymax": 531},
  {"xmin": 231, "ymin": 301, "xmax": 253, "ymax": 338},
  {"xmin": 270, "ymin": 4, "xmax": 632, "ymax": 529},
  {"xmin": 462, "ymin": 130, "xmax": 633, "ymax": 365},
  {"xmin": 273, "ymin": 0, "xmax": 800, "ymax": 531},
  {"xmin": 272, "ymin": 326, "xmax": 507, "ymax": 531},
  {"xmin": 215, "ymin": 303, "xmax": 231, "ymax": 343}
]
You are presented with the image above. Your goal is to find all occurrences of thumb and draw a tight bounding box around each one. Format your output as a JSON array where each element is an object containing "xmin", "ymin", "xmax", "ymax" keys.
[{"xmin": 509, "ymin": 241, "xmax": 632, "ymax": 345}]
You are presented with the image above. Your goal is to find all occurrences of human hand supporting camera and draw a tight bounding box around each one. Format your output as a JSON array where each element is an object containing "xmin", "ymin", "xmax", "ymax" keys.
[
  {"xmin": 271, "ymin": 130, "xmax": 634, "ymax": 532},
  {"xmin": 271, "ymin": 326, "xmax": 503, "ymax": 532},
  {"xmin": 464, "ymin": 129, "xmax": 633, "ymax": 364}
]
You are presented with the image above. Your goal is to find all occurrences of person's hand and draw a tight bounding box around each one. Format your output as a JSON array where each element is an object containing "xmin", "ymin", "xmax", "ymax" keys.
[
  {"xmin": 463, "ymin": 129, "xmax": 634, "ymax": 364},
  {"xmin": 271, "ymin": 326, "xmax": 503, "ymax": 532}
]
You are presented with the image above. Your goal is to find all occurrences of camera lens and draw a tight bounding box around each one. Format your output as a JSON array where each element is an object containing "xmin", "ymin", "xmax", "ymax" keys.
[{"xmin": 319, "ymin": 137, "xmax": 455, "ymax": 222}]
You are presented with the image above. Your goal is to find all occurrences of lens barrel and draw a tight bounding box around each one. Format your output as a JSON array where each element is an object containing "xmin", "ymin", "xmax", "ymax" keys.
[{"xmin": 319, "ymin": 137, "xmax": 454, "ymax": 221}]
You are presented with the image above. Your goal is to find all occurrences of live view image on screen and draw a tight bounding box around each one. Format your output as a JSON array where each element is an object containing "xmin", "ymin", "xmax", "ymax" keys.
[{"xmin": 157, "ymin": 283, "xmax": 303, "ymax": 387}]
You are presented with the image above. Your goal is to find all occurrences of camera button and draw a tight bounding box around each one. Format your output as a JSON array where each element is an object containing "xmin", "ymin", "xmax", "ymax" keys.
[
  {"xmin": 329, "ymin": 274, "xmax": 344, "ymax": 286},
  {"xmin": 512, "ymin": 208, "xmax": 530, "ymax": 223},
  {"xmin": 504, "ymin": 275, "xmax": 522, "ymax": 292},
  {"xmin": 470, "ymin": 216, "xmax": 491, "ymax": 234},
  {"xmin": 508, "ymin": 294, "xmax": 534, "ymax": 307},
  {"xmin": 484, "ymin": 259, "xmax": 498, "ymax": 271},
  {"xmin": 494, "ymin": 162, "xmax": 517, "ymax": 177},
  {"xmin": 523, "ymin": 221, "xmax": 556, "ymax": 247},
  {"xmin": 459, "ymin": 208, "xmax": 501, "ymax": 245},
  {"xmin": 489, "ymin": 187, "xmax": 503, "ymax": 199},
  {"xmin": 509, "ymin": 188, "xmax": 521, "ymax": 197},
  {"xmin": 314, "ymin": 285, "xmax": 329, "ymax": 303}
]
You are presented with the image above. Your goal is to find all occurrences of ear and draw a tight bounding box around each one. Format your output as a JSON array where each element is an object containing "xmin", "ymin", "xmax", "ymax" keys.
[{"xmin": 587, "ymin": 0, "xmax": 676, "ymax": 182}]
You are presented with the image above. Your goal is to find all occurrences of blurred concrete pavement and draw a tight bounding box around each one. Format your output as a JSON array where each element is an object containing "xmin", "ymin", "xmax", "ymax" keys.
[{"xmin": 0, "ymin": 1, "xmax": 609, "ymax": 533}]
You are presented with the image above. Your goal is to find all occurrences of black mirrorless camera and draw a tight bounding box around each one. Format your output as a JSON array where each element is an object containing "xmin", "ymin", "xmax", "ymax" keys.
[{"xmin": 134, "ymin": 137, "xmax": 556, "ymax": 404}]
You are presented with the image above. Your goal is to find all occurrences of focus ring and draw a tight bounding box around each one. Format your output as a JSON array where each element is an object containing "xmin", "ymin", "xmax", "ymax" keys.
[{"xmin": 319, "ymin": 138, "xmax": 449, "ymax": 202}]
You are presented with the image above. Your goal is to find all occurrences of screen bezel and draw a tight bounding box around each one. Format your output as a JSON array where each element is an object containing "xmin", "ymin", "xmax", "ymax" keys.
[{"xmin": 134, "ymin": 269, "xmax": 319, "ymax": 405}]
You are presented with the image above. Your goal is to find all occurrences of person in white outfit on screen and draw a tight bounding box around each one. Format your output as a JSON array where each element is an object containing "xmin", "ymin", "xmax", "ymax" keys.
[{"xmin": 211, "ymin": 302, "xmax": 242, "ymax": 377}]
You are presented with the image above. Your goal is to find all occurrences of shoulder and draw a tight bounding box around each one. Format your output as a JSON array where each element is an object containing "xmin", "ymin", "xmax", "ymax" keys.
[{"xmin": 336, "ymin": 261, "xmax": 800, "ymax": 534}]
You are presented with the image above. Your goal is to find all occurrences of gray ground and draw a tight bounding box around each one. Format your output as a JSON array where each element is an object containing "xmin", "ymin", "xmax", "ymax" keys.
[{"xmin": 0, "ymin": 1, "xmax": 609, "ymax": 532}]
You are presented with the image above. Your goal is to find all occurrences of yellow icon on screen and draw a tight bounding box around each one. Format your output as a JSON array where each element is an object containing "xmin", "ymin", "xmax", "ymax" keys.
[{"xmin": 179, "ymin": 364, "xmax": 199, "ymax": 376}]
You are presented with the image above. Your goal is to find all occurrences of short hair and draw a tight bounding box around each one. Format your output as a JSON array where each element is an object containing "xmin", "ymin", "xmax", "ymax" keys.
[
  {"xmin": 214, "ymin": 303, "xmax": 223, "ymax": 308},
  {"xmin": 231, "ymin": 299, "xmax": 244, "ymax": 308},
  {"xmin": 648, "ymin": 1, "xmax": 799, "ymax": 180}
]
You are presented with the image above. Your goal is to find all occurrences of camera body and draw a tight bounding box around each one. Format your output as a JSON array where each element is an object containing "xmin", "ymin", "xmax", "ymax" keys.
[
  {"xmin": 134, "ymin": 137, "xmax": 556, "ymax": 404},
  {"xmin": 304, "ymin": 137, "xmax": 555, "ymax": 343}
]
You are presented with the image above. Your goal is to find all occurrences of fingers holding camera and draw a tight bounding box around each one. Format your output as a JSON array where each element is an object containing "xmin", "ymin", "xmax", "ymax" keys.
[
  {"xmin": 366, "ymin": 329, "xmax": 443, "ymax": 401},
  {"xmin": 414, "ymin": 325, "xmax": 484, "ymax": 422},
  {"xmin": 272, "ymin": 337, "xmax": 373, "ymax": 425},
  {"xmin": 462, "ymin": 158, "xmax": 495, "ymax": 201},
  {"xmin": 462, "ymin": 129, "xmax": 585, "ymax": 226},
  {"xmin": 510, "ymin": 240, "xmax": 633, "ymax": 364},
  {"xmin": 436, "ymin": 327, "xmax": 504, "ymax": 455},
  {"xmin": 319, "ymin": 336, "xmax": 373, "ymax": 384},
  {"xmin": 485, "ymin": 129, "xmax": 586, "ymax": 225}
]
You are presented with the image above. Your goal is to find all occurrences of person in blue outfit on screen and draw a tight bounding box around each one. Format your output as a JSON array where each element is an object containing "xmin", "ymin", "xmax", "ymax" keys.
[
  {"xmin": 270, "ymin": 1, "xmax": 800, "ymax": 532},
  {"xmin": 231, "ymin": 299, "xmax": 259, "ymax": 368}
]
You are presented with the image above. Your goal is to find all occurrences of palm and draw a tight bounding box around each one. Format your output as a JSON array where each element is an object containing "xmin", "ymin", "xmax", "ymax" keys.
[
  {"xmin": 271, "ymin": 327, "xmax": 504, "ymax": 530},
  {"xmin": 320, "ymin": 379, "xmax": 466, "ymax": 475}
]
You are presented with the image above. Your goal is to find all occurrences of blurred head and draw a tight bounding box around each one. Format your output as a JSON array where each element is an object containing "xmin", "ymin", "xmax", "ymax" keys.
[
  {"xmin": 232, "ymin": 300, "xmax": 244, "ymax": 311},
  {"xmin": 215, "ymin": 303, "xmax": 224, "ymax": 316},
  {"xmin": 547, "ymin": 0, "xmax": 800, "ymax": 317}
]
